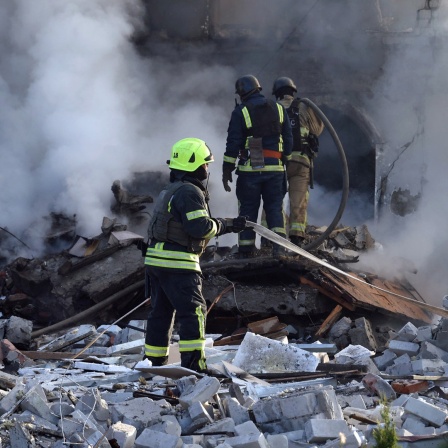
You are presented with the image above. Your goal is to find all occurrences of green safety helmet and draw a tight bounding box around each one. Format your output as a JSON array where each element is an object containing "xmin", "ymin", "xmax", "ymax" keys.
[{"xmin": 167, "ymin": 138, "xmax": 214, "ymax": 172}]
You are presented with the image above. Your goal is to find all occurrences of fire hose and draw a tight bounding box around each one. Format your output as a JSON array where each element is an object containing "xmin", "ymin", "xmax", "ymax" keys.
[
  {"xmin": 249, "ymin": 220, "xmax": 448, "ymax": 319},
  {"xmin": 298, "ymin": 98, "xmax": 350, "ymax": 251}
]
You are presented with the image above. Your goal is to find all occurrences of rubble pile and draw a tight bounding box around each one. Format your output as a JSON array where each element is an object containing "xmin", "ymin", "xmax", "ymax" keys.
[{"xmin": 0, "ymin": 306, "xmax": 447, "ymax": 448}]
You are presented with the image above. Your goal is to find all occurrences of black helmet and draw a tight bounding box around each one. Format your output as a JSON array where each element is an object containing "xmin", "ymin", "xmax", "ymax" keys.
[
  {"xmin": 272, "ymin": 77, "xmax": 297, "ymax": 96},
  {"xmin": 235, "ymin": 75, "xmax": 262, "ymax": 98}
]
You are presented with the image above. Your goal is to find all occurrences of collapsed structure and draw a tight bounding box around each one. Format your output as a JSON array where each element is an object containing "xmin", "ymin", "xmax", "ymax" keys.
[
  {"xmin": 1, "ymin": 193, "xmax": 448, "ymax": 446},
  {"xmin": 0, "ymin": 302, "xmax": 447, "ymax": 447}
]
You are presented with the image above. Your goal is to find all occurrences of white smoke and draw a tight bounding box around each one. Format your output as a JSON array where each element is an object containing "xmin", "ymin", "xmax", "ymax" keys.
[
  {"xmin": 1, "ymin": 1, "xmax": 446, "ymax": 305},
  {"xmin": 357, "ymin": 5, "xmax": 448, "ymax": 304},
  {"xmin": 0, "ymin": 0, "xmax": 236, "ymax": 260}
]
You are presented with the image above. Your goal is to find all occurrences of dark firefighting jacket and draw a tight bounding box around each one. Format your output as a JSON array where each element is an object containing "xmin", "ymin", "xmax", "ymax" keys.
[
  {"xmin": 224, "ymin": 92, "xmax": 293, "ymax": 173},
  {"xmin": 145, "ymin": 173, "xmax": 224, "ymax": 272}
]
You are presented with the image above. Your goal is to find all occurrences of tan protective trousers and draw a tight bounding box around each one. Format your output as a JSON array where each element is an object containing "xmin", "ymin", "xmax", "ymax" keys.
[{"xmin": 287, "ymin": 157, "xmax": 310, "ymax": 237}]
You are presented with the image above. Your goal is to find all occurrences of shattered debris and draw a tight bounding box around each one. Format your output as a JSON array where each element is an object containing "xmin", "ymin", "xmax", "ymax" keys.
[
  {"xmin": 1, "ymin": 194, "xmax": 447, "ymax": 447},
  {"xmin": 0, "ymin": 309, "xmax": 447, "ymax": 447}
]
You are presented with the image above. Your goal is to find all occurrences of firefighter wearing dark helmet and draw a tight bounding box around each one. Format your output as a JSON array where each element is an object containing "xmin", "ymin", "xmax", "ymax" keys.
[
  {"xmin": 144, "ymin": 138, "xmax": 247, "ymax": 372},
  {"xmin": 223, "ymin": 75, "xmax": 293, "ymax": 257},
  {"xmin": 272, "ymin": 76, "xmax": 324, "ymax": 246}
]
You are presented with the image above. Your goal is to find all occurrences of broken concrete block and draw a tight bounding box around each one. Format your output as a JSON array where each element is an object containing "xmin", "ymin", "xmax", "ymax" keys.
[
  {"xmin": 402, "ymin": 415, "xmax": 427, "ymax": 434},
  {"xmin": 329, "ymin": 317, "xmax": 352, "ymax": 338},
  {"xmin": 234, "ymin": 420, "xmax": 260, "ymax": 436},
  {"xmin": 177, "ymin": 410, "xmax": 206, "ymax": 434},
  {"xmin": 76, "ymin": 427, "xmax": 112, "ymax": 448},
  {"xmin": 345, "ymin": 395, "xmax": 367, "ymax": 410},
  {"xmin": 349, "ymin": 317, "xmax": 377, "ymax": 351},
  {"xmin": 224, "ymin": 432, "xmax": 269, "ymax": 448},
  {"xmin": 334, "ymin": 344, "xmax": 374, "ymax": 364},
  {"xmin": 73, "ymin": 360, "xmax": 134, "ymax": 373},
  {"xmin": 58, "ymin": 409, "xmax": 102, "ymax": 438},
  {"xmin": 223, "ymin": 397, "xmax": 250, "ymax": 425},
  {"xmin": 266, "ymin": 434, "xmax": 288, "ymax": 448},
  {"xmin": 179, "ymin": 376, "xmax": 220, "ymax": 408},
  {"xmin": 106, "ymin": 338, "xmax": 145, "ymax": 355},
  {"xmin": 50, "ymin": 401, "xmax": 75, "ymax": 417},
  {"xmin": 75, "ymin": 387, "xmax": 110, "ymax": 423},
  {"xmin": 9, "ymin": 421, "xmax": 36, "ymax": 447},
  {"xmin": 394, "ymin": 322, "xmax": 418, "ymax": 342},
  {"xmin": 189, "ymin": 401, "xmax": 214, "ymax": 427},
  {"xmin": 196, "ymin": 417, "xmax": 235, "ymax": 434},
  {"xmin": 100, "ymin": 391, "xmax": 134, "ymax": 404},
  {"xmin": 404, "ymin": 397, "xmax": 448, "ymax": 427},
  {"xmin": 12, "ymin": 410, "xmax": 60, "ymax": 433},
  {"xmin": 110, "ymin": 397, "xmax": 165, "ymax": 434},
  {"xmin": 181, "ymin": 435, "xmax": 205, "ymax": 446},
  {"xmin": 252, "ymin": 386, "xmax": 343, "ymax": 433},
  {"xmin": 415, "ymin": 325, "xmax": 432, "ymax": 342},
  {"xmin": 175, "ymin": 375, "xmax": 198, "ymax": 394},
  {"xmin": 305, "ymin": 418, "xmax": 350, "ymax": 443},
  {"xmin": 418, "ymin": 341, "xmax": 448, "ymax": 362},
  {"xmin": 387, "ymin": 340, "xmax": 419, "ymax": 356},
  {"xmin": 434, "ymin": 331, "xmax": 448, "ymax": 351},
  {"xmin": 232, "ymin": 332, "xmax": 319, "ymax": 373},
  {"xmin": 20, "ymin": 384, "xmax": 59, "ymax": 425},
  {"xmin": 411, "ymin": 358, "xmax": 446, "ymax": 375},
  {"xmin": 121, "ymin": 319, "xmax": 146, "ymax": 343},
  {"xmin": 0, "ymin": 382, "xmax": 25, "ymax": 415},
  {"xmin": 5, "ymin": 316, "xmax": 32, "ymax": 347},
  {"xmin": 149, "ymin": 416, "xmax": 182, "ymax": 437},
  {"xmin": 362, "ymin": 373, "xmax": 396, "ymax": 400},
  {"xmin": 373, "ymin": 349, "xmax": 397, "ymax": 371}
]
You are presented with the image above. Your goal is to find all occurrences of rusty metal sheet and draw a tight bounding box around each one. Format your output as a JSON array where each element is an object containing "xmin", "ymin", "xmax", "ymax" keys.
[{"xmin": 316, "ymin": 269, "xmax": 433, "ymax": 323}]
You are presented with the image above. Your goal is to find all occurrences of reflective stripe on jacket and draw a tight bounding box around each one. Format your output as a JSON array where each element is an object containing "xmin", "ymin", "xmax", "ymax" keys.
[
  {"xmin": 225, "ymin": 92, "xmax": 293, "ymax": 173},
  {"xmin": 145, "ymin": 176, "xmax": 221, "ymax": 272}
]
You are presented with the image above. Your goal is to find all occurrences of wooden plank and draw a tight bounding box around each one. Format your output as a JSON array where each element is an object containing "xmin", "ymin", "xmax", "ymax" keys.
[
  {"xmin": 300, "ymin": 276, "xmax": 356, "ymax": 311},
  {"xmin": 321, "ymin": 270, "xmax": 434, "ymax": 323},
  {"xmin": 22, "ymin": 351, "xmax": 100, "ymax": 360},
  {"xmin": 248, "ymin": 316, "xmax": 281, "ymax": 334},
  {"xmin": 315, "ymin": 304, "xmax": 343, "ymax": 338}
]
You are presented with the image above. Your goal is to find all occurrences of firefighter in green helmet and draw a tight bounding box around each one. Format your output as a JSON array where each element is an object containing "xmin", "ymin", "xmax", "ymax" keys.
[{"xmin": 144, "ymin": 138, "xmax": 248, "ymax": 373}]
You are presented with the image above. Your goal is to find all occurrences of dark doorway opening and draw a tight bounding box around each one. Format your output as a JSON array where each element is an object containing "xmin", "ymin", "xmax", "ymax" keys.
[{"xmin": 309, "ymin": 105, "xmax": 376, "ymax": 226}]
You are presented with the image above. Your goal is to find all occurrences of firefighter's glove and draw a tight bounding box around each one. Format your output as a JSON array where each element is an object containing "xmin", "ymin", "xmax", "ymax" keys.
[
  {"xmin": 222, "ymin": 162, "xmax": 236, "ymax": 192},
  {"xmin": 224, "ymin": 216, "xmax": 249, "ymax": 233},
  {"xmin": 281, "ymin": 154, "xmax": 290, "ymax": 168}
]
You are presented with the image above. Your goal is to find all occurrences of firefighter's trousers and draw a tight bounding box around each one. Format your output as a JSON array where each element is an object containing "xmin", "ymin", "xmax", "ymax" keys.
[
  {"xmin": 287, "ymin": 158, "xmax": 310, "ymax": 238},
  {"xmin": 236, "ymin": 171, "xmax": 287, "ymax": 252},
  {"xmin": 144, "ymin": 266, "xmax": 207, "ymax": 372}
]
